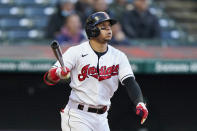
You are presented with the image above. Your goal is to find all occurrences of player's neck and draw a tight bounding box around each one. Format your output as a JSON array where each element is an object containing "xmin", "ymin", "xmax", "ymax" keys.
[{"xmin": 89, "ymin": 40, "xmax": 107, "ymax": 53}]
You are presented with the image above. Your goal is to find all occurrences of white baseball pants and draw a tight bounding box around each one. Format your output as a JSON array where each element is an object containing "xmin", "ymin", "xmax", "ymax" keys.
[{"xmin": 60, "ymin": 101, "xmax": 110, "ymax": 131}]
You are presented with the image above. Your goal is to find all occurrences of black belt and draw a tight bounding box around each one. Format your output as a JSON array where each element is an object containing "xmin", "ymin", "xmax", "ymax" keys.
[{"xmin": 78, "ymin": 104, "xmax": 107, "ymax": 114}]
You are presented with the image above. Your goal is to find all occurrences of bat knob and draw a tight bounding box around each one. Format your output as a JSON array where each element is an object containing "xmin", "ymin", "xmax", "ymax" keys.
[{"xmin": 51, "ymin": 40, "xmax": 59, "ymax": 49}]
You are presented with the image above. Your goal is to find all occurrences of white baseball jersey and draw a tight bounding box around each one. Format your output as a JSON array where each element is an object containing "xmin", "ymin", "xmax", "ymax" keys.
[{"xmin": 53, "ymin": 41, "xmax": 134, "ymax": 106}]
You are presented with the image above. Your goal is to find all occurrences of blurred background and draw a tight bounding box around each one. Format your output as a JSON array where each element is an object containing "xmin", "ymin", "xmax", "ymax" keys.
[{"xmin": 0, "ymin": 0, "xmax": 197, "ymax": 131}]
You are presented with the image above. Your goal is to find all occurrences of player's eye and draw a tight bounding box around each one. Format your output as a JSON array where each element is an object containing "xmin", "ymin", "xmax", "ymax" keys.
[
  {"xmin": 100, "ymin": 27, "xmax": 106, "ymax": 30},
  {"xmin": 100, "ymin": 25, "xmax": 111, "ymax": 30}
]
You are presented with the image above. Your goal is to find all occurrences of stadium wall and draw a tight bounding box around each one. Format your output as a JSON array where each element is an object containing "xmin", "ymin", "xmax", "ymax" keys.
[{"xmin": 0, "ymin": 73, "xmax": 197, "ymax": 131}]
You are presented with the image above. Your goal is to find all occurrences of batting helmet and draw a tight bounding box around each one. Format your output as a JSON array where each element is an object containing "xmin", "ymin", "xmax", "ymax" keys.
[{"xmin": 85, "ymin": 12, "xmax": 117, "ymax": 38}]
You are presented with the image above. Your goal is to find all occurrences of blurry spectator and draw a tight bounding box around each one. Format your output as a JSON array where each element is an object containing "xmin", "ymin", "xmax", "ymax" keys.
[
  {"xmin": 109, "ymin": 0, "xmax": 132, "ymax": 22},
  {"xmin": 122, "ymin": 0, "xmax": 161, "ymax": 39},
  {"xmin": 83, "ymin": 0, "xmax": 115, "ymax": 26},
  {"xmin": 75, "ymin": 0, "xmax": 93, "ymax": 27},
  {"xmin": 45, "ymin": 0, "xmax": 76, "ymax": 38},
  {"xmin": 55, "ymin": 14, "xmax": 86, "ymax": 45},
  {"xmin": 110, "ymin": 22, "xmax": 131, "ymax": 45},
  {"xmin": 75, "ymin": 0, "xmax": 93, "ymax": 13},
  {"xmin": 92, "ymin": 0, "xmax": 114, "ymax": 16}
]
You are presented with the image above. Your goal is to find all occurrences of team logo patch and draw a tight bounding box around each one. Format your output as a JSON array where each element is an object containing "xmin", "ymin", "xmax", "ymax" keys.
[
  {"xmin": 95, "ymin": 16, "xmax": 99, "ymax": 21},
  {"xmin": 78, "ymin": 64, "xmax": 119, "ymax": 81}
]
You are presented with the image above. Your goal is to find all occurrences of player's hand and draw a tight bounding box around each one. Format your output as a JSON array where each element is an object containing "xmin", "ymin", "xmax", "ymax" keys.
[
  {"xmin": 136, "ymin": 102, "xmax": 148, "ymax": 124},
  {"xmin": 55, "ymin": 67, "xmax": 70, "ymax": 79}
]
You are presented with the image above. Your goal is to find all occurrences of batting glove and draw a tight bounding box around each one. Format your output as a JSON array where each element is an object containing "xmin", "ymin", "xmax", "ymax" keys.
[
  {"xmin": 55, "ymin": 67, "xmax": 70, "ymax": 79},
  {"xmin": 136, "ymin": 102, "xmax": 148, "ymax": 124}
]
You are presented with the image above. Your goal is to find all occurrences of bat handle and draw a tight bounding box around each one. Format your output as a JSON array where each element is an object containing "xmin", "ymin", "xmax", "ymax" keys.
[{"xmin": 62, "ymin": 66, "xmax": 66, "ymax": 72}]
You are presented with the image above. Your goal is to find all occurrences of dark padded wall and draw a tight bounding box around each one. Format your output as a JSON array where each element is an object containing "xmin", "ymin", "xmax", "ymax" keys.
[{"xmin": 0, "ymin": 73, "xmax": 197, "ymax": 131}]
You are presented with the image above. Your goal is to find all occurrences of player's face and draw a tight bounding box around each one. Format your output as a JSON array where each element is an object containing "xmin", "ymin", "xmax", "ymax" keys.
[{"xmin": 96, "ymin": 21, "xmax": 112, "ymax": 43}]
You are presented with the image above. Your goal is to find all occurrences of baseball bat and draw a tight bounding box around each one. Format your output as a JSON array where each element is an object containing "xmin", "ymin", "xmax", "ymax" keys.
[{"xmin": 50, "ymin": 40, "xmax": 66, "ymax": 72}]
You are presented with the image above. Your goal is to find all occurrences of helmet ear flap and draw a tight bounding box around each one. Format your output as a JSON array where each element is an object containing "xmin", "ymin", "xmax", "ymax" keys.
[{"xmin": 85, "ymin": 25, "xmax": 100, "ymax": 38}]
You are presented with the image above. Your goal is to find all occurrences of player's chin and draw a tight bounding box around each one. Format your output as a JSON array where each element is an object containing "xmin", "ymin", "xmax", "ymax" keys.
[
  {"xmin": 105, "ymin": 35, "xmax": 112, "ymax": 40},
  {"xmin": 104, "ymin": 37, "xmax": 111, "ymax": 42}
]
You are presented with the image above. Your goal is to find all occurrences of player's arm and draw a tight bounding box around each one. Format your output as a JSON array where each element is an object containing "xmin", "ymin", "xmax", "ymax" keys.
[
  {"xmin": 118, "ymin": 52, "xmax": 148, "ymax": 124},
  {"xmin": 122, "ymin": 77, "xmax": 148, "ymax": 124},
  {"xmin": 122, "ymin": 77, "xmax": 143, "ymax": 105}
]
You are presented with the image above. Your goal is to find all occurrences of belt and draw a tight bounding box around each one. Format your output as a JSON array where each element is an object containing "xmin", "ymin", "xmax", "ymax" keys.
[
  {"xmin": 67, "ymin": 100, "xmax": 108, "ymax": 114},
  {"xmin": 78, "ymin": 104, "xmax": 107, "ymax": 114}
]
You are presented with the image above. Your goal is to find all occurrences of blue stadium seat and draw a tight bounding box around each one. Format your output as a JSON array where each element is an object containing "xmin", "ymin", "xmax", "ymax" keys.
[
  {"xmin": 149, "ymin": 7, "xmax": 164, "ymax": 18},
  {"xmin": 33, "ymin": 17, "xmax": 48, "ymax": 28},
  {"xmin": 0, "ymin": 18, "xmax": 20, "ymax": 28},
  {"xmin": 0, "ymin": 7, "xmax": 10, "ymax": 16},
  {"xmin": 6, "ymin": 29, "xmax": 44, "ymax": 39},
  {"xmin": 14, "ymin": 0, "xmax": 59, "ymax": 6},
  {"xmin": 9, "ymin": 7, "xmax": 24, "ymax": 16},
  {"xmin": 0, "ymin": 6, "xmax": 24, "ymax": 16},
  {"xmin": 159, "ymin": 19, "xmax": 169, "ymax": 28},
  {"xmin": 159, "ymin": 18, "xmax": 177, "ymax": 31},
  {"xmin": 161, "ymin": 30, "xmax": 182, "ymax": 40},
  {"xmin": 24, "ymin": 7, "xmax": 56, "ymax": 17},
  {"xmin": 28, "ymin": 29, "xmax": 44, "ymax": 38},
  {"xmin": 48, "ymin": 0, "xmax": 59, "ymax": 5},
  {"xmin": 0, "ymin": 18, "xmax": 35, "ymax": 29},
  {"xmin": 0, "ymin": 17, "xmax": 48, "ymax": 29},
  {"xmin": 0, "ymin": 0, "xmax": 13, "ymax": 5},
  {"xmin": 0, "ymin": 0, "xmax": 59, "ymax": 5},
  {"xmin": 7, "ymin": 30, "xmax": 29, "ymax": 39},
  {"xmin": 14, "ymin": 0, "xmax": 37, "ymax": 5}
]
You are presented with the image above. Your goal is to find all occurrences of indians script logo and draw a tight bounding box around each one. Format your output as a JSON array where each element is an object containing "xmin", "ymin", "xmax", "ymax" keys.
[{"xmin": 78, "ymin": 64, "xmax": 119, "ymax": 81}]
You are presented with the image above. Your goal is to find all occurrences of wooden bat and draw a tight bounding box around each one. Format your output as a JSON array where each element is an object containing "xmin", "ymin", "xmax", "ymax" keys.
[{"xmin": 50, "ymin": 40, "xmax": 66, "ymax": 72}]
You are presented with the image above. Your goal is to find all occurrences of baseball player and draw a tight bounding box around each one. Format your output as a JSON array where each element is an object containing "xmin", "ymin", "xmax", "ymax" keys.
[{"xmin": 44, "ymin": 12, "xmax": 148, "ymax": 131}]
